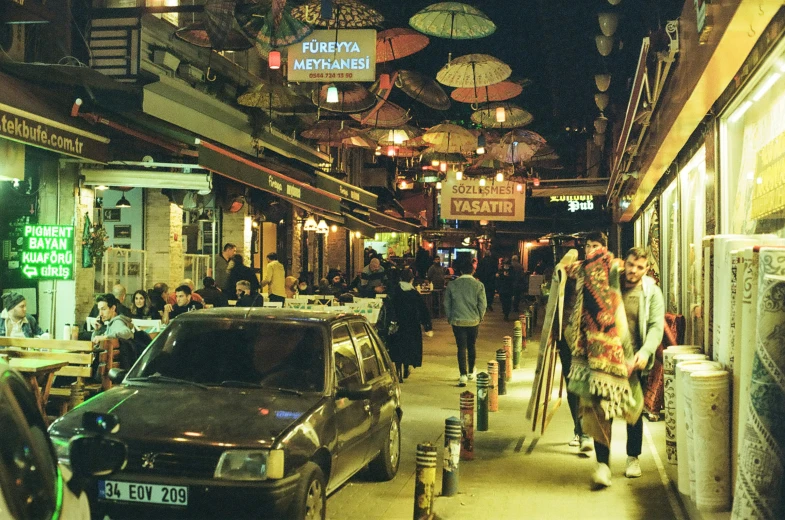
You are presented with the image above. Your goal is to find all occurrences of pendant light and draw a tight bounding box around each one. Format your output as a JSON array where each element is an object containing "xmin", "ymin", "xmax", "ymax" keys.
[
  {"xmin": 598, "ymin": 12, "xmax": 619, "ymax": 37},
  {"xmin": 268, "ymin": 51, "xmax": 281, "ymax": 70},
  {"xmin": 595, "ymin": 73, "xmax": 611, "ymax": 92},
  {"xmin": 495, "ymin": 171, "xmax": 504, "ymax": 182},
  {"xmin": 379, "ymin": 73, "xmax": 392, "ymax": 90},
  {"xmin": 476, "ymin": 134, "xmax": 486, "ymax": 155},
  {"xmin": 316, "ymin": 219, "xmax": 329, "ymax": 234},
  {"xmin": 116, "ymin": 193, "xmax": 131, "ymax": 208},
  {"xmin": 595, "ymin": 35, "xmax": 614, "ymax": 56},
  {"xmin": 479, "ymin": 178, "xmax": 486, "ymax": 187},
  {"xmin": 455, "ymin": 171, "xmax": 463, "ymax": 181},
  {"xmin": 326, "ymin": 85, "xmax": 339, "ymax": 103},
  {"xmin": 436, "ymin": 181, "xmax": 442, "ymax": 190},
  {"xmin": 495, "ymin": 106, "xmax": 506, "ymax": 123},
  {"xmin": 303, "ymin": 215, "xmax": 318, "ymax": 231}
]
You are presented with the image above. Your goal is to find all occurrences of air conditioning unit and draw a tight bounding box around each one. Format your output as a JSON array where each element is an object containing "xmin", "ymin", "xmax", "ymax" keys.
[
  {"xmin": 177, "ymin": 63, "xmax": 205, "ymax": 84},
  {"xmin": 152, "ymin": 49, "xmax": 180, "ymax": 72}
]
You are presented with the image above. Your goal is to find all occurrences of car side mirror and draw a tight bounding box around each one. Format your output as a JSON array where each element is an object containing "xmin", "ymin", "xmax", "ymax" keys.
[
  {"xmin": 335, "ymin": 383, "xmax": 373, "ymax": 400},
  {"xmin": 108, "ymin": 368, "xmax": 127, "ymax": 384},
  {"xmin": 69, "ymin": 435, "xmax": 128, "ymax": 478}
]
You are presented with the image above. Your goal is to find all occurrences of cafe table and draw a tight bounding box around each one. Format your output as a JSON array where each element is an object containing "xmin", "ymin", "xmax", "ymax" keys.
[{"xmin": 8, "ymin": 358, "xmax": 68, "ymax": 423}]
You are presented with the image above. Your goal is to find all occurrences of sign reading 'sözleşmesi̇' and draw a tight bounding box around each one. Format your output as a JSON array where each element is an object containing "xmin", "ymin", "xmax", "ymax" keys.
[
  {"xmin": 287, "ymin": 29, "xmax": 376, "ymax": 82},
  {"xmin": 441, "ymin": 179, "xmax": 525, "ymax": 222},
  {"xmin": 21, "ymin": 224, "xmax": 75, "ymax": 280}
]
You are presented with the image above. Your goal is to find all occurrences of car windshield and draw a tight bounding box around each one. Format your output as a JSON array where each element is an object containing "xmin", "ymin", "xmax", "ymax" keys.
[{"xmin": 127, "ymin": 319, "xmax": 326, "ymax": 392}]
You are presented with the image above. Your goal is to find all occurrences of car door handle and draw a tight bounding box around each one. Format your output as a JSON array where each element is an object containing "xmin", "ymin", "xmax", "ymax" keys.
[
  {"xmin": 364, "ymin": 402, "xmax": 371, "ymax": 412},
  {"xmin": 388, "ymin": 389, "xmax": 395, "ymax": 397}
]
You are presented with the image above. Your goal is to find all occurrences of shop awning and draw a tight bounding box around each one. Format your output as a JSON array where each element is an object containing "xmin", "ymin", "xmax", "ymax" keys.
[
  {"xmin": 315, "ymin": 173, "xmax": 378, "ymax": 209},
  {"xmin": 198, "ymin": 141, "xmax": 342, "ymax": 215},
  {"xmin": 82, "ymin": 169, "xmax": 212, "ymax": 191},
  {"xmin": 343, "ymin": 212, "xmax": 377, "ymax": 238},
  {"xmin": 369, "ymin": 210, "xmax": 420, "ymax": 234}
]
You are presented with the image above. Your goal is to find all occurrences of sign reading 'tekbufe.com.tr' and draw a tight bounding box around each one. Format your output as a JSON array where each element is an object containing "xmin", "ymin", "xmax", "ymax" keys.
[
  {"xmin": 287, "ymin": 29, "xmax": 376, "ymax": 82},
  {"xmin": 441, "ymin": 179, "xmax": 525, "ymax": 222}
]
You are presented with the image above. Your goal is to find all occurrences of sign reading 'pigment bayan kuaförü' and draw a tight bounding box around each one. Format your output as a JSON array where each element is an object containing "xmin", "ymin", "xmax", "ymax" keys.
[
  {"xmin": 441, "ymin": 179, "xmax": 525, "ymax": 222},
  {"xmin": 287, "ymin": 29, "xmax": 376, "ymax": 82},
  {"xmin": 21, "ymin": 224, "xmax": 75, "ymax": 280}
]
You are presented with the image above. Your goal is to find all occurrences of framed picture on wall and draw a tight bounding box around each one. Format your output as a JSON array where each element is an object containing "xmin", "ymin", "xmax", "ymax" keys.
[
  {"xmin": 114, "ymin": 225, "xmax": 132, "ymax": 239},
  {"xmin": 103, "ymin": 208, "xmax": 121, "ymax": 221},
  {"xmin": 127, "ymin": 262, "xmax": 140, "ymax": 277}
]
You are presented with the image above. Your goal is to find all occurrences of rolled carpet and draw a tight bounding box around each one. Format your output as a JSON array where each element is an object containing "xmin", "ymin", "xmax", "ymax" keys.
[{"xmin": 664, "ymin": 346, "xmax": 703, "ymax": 464}]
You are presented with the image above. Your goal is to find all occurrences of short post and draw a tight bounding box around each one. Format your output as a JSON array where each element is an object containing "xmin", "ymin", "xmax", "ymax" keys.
[
  {"xmin": 496, "ymin": 349, "xmax": 507, "ymax": 395},
  {"xmin": 513, "ymin": 320, "xmax": 523, "ymax": 368},
  {"xmin": 414, "ymin": 443, "xmax": 437, "ymax": 520},
  {"xmin": 460, "ymin": 391, "xmax": 474, "ymax": 461},
  {"xmin": 476, "ymin": 372, "xmax": 490, "ymax": 432},
  {"xmin": 504, "ymin": 343, "xmax": 513, "ymax": 381},
  {"xmin": 442, "ymin": 417, "xmax": 462, "ymax": 497},
  {"xmin": 487, "ymin": 360, "xmax": 499, "ymax": 412}
]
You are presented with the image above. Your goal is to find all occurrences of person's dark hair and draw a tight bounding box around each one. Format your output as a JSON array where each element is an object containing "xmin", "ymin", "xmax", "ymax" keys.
[
  {"xmin": 223, "ymin": 243, "xmax": 236, "ymax": 252},
  {"xmin": 96, "ymin": 293, "xmax": 118, "ymax": 309},
  {"xmin": 455, "ymin": 256, "xmax": 475, "ymax": 275},
  {"xmin": 202, "ymin": 276, "xmax": 215, "ymax": 288},
  {"xmin": 131, "ymin": 290, "xmax": 152, "ymax": 318},
  {"xmin": 400, "ymin": 269, "xmax": 414, "ymax": 283},
  {"xmin": 152, "ymin": 282, "xmax": 168, "ymax": 295},
  {"xmin": 175, "ymin": 284, "xmax": 192, "ymax": 295},
  {"xmin": 585, "ymin": 231, "xmax": 608, "ymax": 248},
  {"xmin": 267, "ymin": 252, "xmax": 278, "ymax": 261},
  {"xmin": 625, "ymin": 246, "xmax": 650, "ymax": 264},
  {"xmin": 232, "ymin": 254, "xmax": 245, "ymax": 265}
]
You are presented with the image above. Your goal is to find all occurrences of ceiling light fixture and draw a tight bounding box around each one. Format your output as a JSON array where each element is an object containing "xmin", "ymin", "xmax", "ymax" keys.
[
  {"xmin": 316, "ymin": 219, "xmax": 329, "ymax": 234},
  {"xmin": 355, "ymin": 231, "xmax": 362, "ymax": 239},
  {"xmin": 516, "ymin": 183, "xmax": 523, "ymax": 192},
  {"xmin": 440, "ymin": 162, "xmax": 447, "ymax": 172},
  {"xmin": 495, "ymin": 106, "xmax": 506, "ymax": 123},
  {"xmin": 595, "ymin": 73, "xmax": 611, "ymax": 92},
  {"xmin": 479, "ymin": 178, "xmax": 486, "ymax": 186},
  {"xmin": 268, "ymin": 51, "xmax": 281, "ymax": 70},
  {"xmin": 476, "ymin": 134, "xmax": 486, "ymax": 154},
  {"xmin": 303, "ymin": 215, "xmax": 318, "ymax": 231},
  {"xmin": 436, "ymin": 181, "xmax": 442, "ymax": 190},
  {"xmin": 495, "ymin": 171, "xmax": 504, "ymax": 182},
  {"xmin": 431, "ymin": 159, "xmax": 440, "ymax": 167},
  {"xmin": 595, "ymin": 34, "xmax": 614, "ymax": 56},
  {"xmin": 598, "ymin": 12, "xmax": 619, "ymax": 37},
  {"xmin": 326, "ymin": 85, "xmax": 339, "ymax": 103},
  {"xmin": 455, "ymin": 171, "xmax": 463, "ymax": 181},
  {"xmin": 330, "ymin": 224, "xmax": 338, "ymax": 232},
  {"xmin": 116, "ymin": 194, "xmax": 131, "ymax": 208},
  {"xmin": 594, "ymin": 93, "xmax": 609, "ymax": 111}
]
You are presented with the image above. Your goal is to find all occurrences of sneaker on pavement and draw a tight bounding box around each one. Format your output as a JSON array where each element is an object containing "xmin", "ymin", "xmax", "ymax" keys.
[
  {"xmin": 625, "ymin": 456, "xmax": 642, "ymax": 478},
  {"xmin": 580, "ymin": 435, "xmax": 594, "ymax": 452},
  {"xmin": 568, "ymin": 435, "xmax": 580, "ymax": 447},
  {"xmin": 592, "ymin": 463, "xmax": 612, "ymax": 488},
  {"xmin": 458, "ymin": 375, "xmax": 468, "ymax": 387},
  {"xmin": 467, "ymin": 372, "xmax": 475, "ymax": 381}
]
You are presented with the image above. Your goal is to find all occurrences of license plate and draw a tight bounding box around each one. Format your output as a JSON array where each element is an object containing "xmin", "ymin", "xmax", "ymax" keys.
[{"xmin": 98, "ymin": 480, "xmax": 188, "ymax": 506}]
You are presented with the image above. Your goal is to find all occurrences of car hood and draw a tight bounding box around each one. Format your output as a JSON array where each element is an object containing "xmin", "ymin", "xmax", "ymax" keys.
[{"xmin": 49, "ymin": 385, "xmax": 325, "ymax": 448}]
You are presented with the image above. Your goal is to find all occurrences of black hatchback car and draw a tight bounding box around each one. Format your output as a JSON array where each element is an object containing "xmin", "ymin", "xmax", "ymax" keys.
[{"xmin": 48, "ymin": 308, "xmax": 402, "ymax": 519}]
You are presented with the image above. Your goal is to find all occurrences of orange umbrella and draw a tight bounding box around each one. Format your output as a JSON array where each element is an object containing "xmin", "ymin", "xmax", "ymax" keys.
[
  {"xmin": 350, "ymin": 100, "xmax": 411, "ymax": 127},
  {"xmin": 311, "ymin": 83, "xmax": 376, "ymax": 114},
  {"xmin": 376, "ymin": 28, "xmax": 430, "ymax": 62},
  {"xmin": 300, "ymin": 119, "xmax": 361, "ymax": 141},
  {"xmin": 451, "ymin": 80, "xmax": 523, "ymax": 105}
]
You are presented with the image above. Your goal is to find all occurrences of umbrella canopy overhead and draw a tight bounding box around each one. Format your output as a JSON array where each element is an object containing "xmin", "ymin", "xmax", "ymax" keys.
[
  {"xmin": 422, "ymin": 123, "xmax": 476, "ymax": 153},
  {"xmin": 241, "ymin": 1, "xmax": 313, "ymax": 48},
  {"xmin": 491, "ymin": 129, "xmax": 547, "ymax": 164},
  {"xmin": 320, "ymin": 132, "xmax": 378, "ymax": 148},
  {"xmin": 291, "ymin": 0, "xmax": 383, "ymax": 28},
  {"xmin": 368, "ymin": 126, "xmax": 422, "ymax": 145},
  {"xmin": 471, "ymin": 103, "xmax": 534, "ymax": 129},
  {"xmin": 420, "ymin": 148, "xmax": 467, "ymax": 165},
  {"xmin": 436, "ymin": 53, "xmax": 512, "ymax": 89},
  {"xmin": 396, "ymin": 70, "xmax": 450, "ymax": 111},
  {"xmin": 301, "ymin": 119, "xmax": 361, "ymax": 141},
  {"xmin": 311, "ymin": 83, "xmax": 376, "ymax": 113},
  {"xmin": 350, "ymin": 100, "xmax": 411, "ymax": 127},
  {"xmin": 409, "ymin": 2, "xmax": 496, "ymax": 40},
  {"xmin": 237, "ymin": 82, "xmax": 309, "ymax": 111},
  {"xmin": 451, "ymin": 80, "xmax": 523, "ymax": 104},
  {"xmin": 376, "ymin": 28, "xmax": 430, "ymax": 63},
  {"xmin": 175, "ymin": 0, "xmax": 252, "ymax": 51}
]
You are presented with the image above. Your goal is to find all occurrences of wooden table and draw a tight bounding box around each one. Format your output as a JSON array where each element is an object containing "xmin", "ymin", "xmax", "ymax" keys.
[{"xmin": 9, "ymin": 358, "xmax": 68, "ymax": 423}]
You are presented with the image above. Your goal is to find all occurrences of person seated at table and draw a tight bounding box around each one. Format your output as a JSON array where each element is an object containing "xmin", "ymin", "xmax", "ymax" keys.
[
  {"xmin": 426, "ymin": 256, "xmax": 446, "ymax": 290},
  {"xmin": 196, "ymin": 276, "xmax": 229, "ymax": 308},
  {"xmin": 1, "ymin": 292, "xmax": 43, "ymax": 338},
  {"xmin": 285, "ymin": 276, "xmax": 299, "ymax": 299},
  {"xmin": 130, "ymin": 290, "xmax": 162, "ymax": 320},
  {"xmin": 297, "ymin": 278, "xmax": 315, "ymax": 296},
  {"xmin": 167, "ymin": 279, "xmax": 205, "ymax": 305},
  {"xmin": 163, "ymin": 285, "xmax": 204, "ymax": 323},
  {"xmin": 92, "ymin": 293, "xmax": 134, "ymax": 344},
  {"xmin": 149, "ymin": 283, "xmax": 169, "ymax": 317},
  {"xmin": 315, "ymin": 278, "xmax": 331, "ymax": 295},
  {"xmin": 88, "ymin": 283, "xmax": 133, "ymax": 319},
  {"xmin": 328, "ymin": 274, "xmax": 348, "ymax": 296},
  {"xmin": 235, "ymin": 280, "xmax": 264, "ymax": 307}
]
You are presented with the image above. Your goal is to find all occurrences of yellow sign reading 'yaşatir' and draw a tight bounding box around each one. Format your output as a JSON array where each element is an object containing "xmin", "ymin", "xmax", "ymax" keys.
[
  {"xmin": 441, "ymin": 179, "xmax": 525, "ymax": 222},
  {"xmin": 750, "ymin": 130, "xmax": 785, "ymax": 220},
  {"xmin": 287, "ymin": 29, "xmax": 376, "ymax": 82}
]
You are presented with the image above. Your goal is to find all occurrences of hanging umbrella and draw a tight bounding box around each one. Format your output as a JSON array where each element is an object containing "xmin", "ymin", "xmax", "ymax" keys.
[
  {"xmin": 451, "ymin": 80, "xmax": 524, "ymax": 105},
  {"xmin": 350, "ymin": 100, "xmax": 411, "ymax": 127},
  {"xmin": 291, "ymin": 0, "xmax": 383, "ymax": 29},
  {"xmin": 237, "ymin": 82, "xmax": 311, "ymax": 115},
  {"xmin": 527, "ymin": 146, "xmax": 563, "ymax": 169},
  {"xmin": 367, "ymin": 126, "xmax": 422, "ymax": 145},
  {"xmin": 436, "ymin": 53, "xmax": 512, "ymax": 100},
  {"xmin": 300, "ymin": 119, "xmax": 361, "ymax": 141},
  {"xmin": 376, "ymin": 28, "xmax": 430, "ymax": 62},
  {"xmin": 404, "ymin": 135, "xmax": 430, "ymax": 148},
  {"xmin": 395, "ymin": 70, "xmax": 450, "ymax": 111},
  {"xmin": 471, "ymin": 103, "xmax": 534, "ymax": 129},
  {"xmin": 320, "ymin": 132, "xmax": 377, "ymax": 148},
  {"xmin": 311, "ymin": 83, "xmax": 376, "ymax": 113},
  {"xmin": 422, "ymin": 123, "xmax": 476, "ymax": 153},
  {"xmin": 409, "ymin": 2, "xmax": 496, "ymax": 40},
  {"xmin": 420, "ymin": 148, "xmax": 467, "ymax": 165},
  {"xmin": 239, "ymin": 2, "xmax": 313, "ymax": 48},
  {"xmin": 491, "ymin": 129, "xmax": 547, "ymax": 164},
  {"xmin": 175, "ymin": 0, "xmax": 252, "ymax": 51}
]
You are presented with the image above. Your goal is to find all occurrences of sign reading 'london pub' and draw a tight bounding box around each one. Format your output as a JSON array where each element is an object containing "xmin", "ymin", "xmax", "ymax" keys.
[
  {"xmin": 441, "ymin": 179, "xmax": 525, "ymax": 222},
  {"xmin": 20, "ymin": 224, "xmax": 75, "ymax": 280},
  {"xmin": 287, "ymin": 30, "xmax": 377, "ymax": 82}
]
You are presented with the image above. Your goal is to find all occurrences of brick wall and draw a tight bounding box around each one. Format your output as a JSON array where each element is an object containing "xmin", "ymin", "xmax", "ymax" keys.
[
  {"xmin": 290, "ymin": 207, "xmax": 302, "ymax": 279},
  {"xmin": 221, "ymin": 208, "xmax": 247, "ymax": 258},
  {"xmin": 326, "ymin": 229, "xmax": 347, "ymax": 275},
  {"xmin": 144, "ymin": 190, "xmax": 184, "ymax": 290},
  {"xmin": 75, "ymin": 185, "xmax": 96, "ymax": 322}
]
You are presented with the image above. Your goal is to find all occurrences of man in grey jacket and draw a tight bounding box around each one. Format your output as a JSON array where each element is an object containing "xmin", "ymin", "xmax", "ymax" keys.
[
  {"xmin": 91, "ymin": 293, "xmax": 134, "ymax": 344},
  {"xmin": 444, "ymin": 256, "xmax": 487, "ymax": 387}
]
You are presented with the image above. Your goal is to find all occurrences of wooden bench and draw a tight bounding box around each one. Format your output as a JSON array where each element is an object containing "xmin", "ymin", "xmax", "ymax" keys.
[{"xmin": 0, "ymin": 337, "xmax": 119, "ymax": 415}]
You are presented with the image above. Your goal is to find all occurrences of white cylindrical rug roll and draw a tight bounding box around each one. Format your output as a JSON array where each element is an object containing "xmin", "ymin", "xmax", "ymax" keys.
[
  {"xmin": 664, "ymin": 346, "xmax": 703, "ymax": 464},
  {"xmin": 691, "ymin": 369, "xmax": 731, "ymax": 512},
  {"xmin": 676, "ymin": 359, "xmax": 721, "ymax": 496}
]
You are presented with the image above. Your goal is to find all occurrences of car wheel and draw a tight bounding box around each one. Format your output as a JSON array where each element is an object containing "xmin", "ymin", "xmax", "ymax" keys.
[
  {"xmin": 367, "ymin": 414, "xmax": 400, "ymax": 481},
  {"xmin": 288, "ymin": 461, "xmax": 326, "ymax": 520}
]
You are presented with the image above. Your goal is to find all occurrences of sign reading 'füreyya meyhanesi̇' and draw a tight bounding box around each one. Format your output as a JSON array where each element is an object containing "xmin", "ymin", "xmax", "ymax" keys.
[
  {"xmin": 441, "ymin": 179, "xmax": 525, "ymax": 222},
  {"xmin": 287, "ymin": 29, "xmax": 376, "ymax": 82},
  {"xmin": 20, "ymin": 224, "xmax": 75, "ymax": 280}
]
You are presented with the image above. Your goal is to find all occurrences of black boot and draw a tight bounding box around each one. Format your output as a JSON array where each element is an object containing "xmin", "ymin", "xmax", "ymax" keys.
[{"xmin": 404, "ymin": 365, "xmax": 411, "ymax": 379}]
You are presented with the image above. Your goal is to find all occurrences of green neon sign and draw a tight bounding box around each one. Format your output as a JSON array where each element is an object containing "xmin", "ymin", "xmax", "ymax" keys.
[{"xmin": 21, "ymin": 224, "xmax": 75, "ymax": 280}]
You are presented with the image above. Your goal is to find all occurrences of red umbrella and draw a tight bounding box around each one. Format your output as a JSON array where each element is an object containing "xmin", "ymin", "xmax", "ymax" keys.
[
  {"xmin": 451, "ymin": 80, "xmax": 523, "ymax": 105},
  {"xmin": 376, "ymin": 28, "xmax": 430, "ymax": 63}
]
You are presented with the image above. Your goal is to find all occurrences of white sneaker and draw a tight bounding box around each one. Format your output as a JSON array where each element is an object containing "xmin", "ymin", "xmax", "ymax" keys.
[
  {"xmin": 467, "ymin": 372, "xmax": 475, "ymax": 381},
  {"xmin": 592, "ymin": 463, "xmax": 612, "ymax": 488},
  {"xmin": 580, "ymin": 435, "xmax": 594, "ymax": 452},
  {"xmin": 458, "ymin": 375, "xmax": 468, "ymax": 387},
  {"xmin": 625, "ymin": 456, "xmax": 642, "ymax": 478},
  {"xmin": 568, "ymin": 435, "xmax": 580, "ymax": 447}
]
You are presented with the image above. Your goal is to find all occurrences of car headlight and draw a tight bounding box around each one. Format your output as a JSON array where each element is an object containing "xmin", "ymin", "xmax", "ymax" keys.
[
  {"xmin": 213, "ymin": 450, "xmax": 284, "ymax": 481},
  {"xmin": 50, "ymin": 436, "xmax": 71, "ymax": 467}
]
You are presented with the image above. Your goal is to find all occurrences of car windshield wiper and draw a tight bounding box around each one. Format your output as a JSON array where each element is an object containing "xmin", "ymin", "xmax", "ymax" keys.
[
  {"xmin": 219, "ymin": 380, "xmax": 264, "ymax": 388},
  {"xmin": 271, "ymin": 387, "xmax": 303, "ymax": 396},
  {"xmin": 126, "ymin": 375, "xmax": 208, "ymax": 390}
]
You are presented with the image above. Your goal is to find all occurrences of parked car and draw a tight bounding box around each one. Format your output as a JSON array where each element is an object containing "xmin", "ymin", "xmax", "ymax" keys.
[
  {"xmin": 48, "ymin": 308, "xmax": 403, "ymax": 520},
  {"xmin": 0, "ymin": 357, "xmax": 126, "ymax": 520}
]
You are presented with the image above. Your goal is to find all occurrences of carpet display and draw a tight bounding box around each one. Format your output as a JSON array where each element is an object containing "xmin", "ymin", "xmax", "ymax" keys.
[
  {"xmin": 644, "ymin": 313, "xmax": 685, "ymax": 417},
  {"xmin": 664, "ymin": 345, "xmax": 703, "ymax": 464},
  {"xmin": 702, "ymin": 236, "xmax": 715, "ymax": 357},
  {"xmin": 691, "ymin": 369, "xmax": 731, "ymax": 512},
  {"xmin": 732, "ymin": 247, "xmax": 785, "ymax": 520}
]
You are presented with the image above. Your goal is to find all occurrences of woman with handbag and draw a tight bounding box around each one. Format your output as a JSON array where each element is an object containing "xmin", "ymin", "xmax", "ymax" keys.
[{"xmin": 386, "ymin": 269, "xmax": 433, "ymax": 381}]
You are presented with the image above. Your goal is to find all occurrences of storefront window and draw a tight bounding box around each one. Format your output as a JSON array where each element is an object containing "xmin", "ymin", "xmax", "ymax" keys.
[
  {"xmin": 720, "ymin": 41, "xmax": 785, "ymax": 236},
  {"xmin": 679, "ymin": 148, "xmax": 707, "ymax": 343},
  {"xmin": 661, "ymin": 183, "xmax": 680, "ymax": 314}
]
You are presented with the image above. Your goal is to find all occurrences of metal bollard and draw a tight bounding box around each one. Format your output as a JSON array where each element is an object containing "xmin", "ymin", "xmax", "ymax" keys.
[
  {"xmin": 414, "ymin": 443, "xmax": 437, "ymax": 520},
  {"xmin": 496, "ymin": 349, "xmax": 507, "ymax": 395},
  {"xmin": 476, "ymin": 373, "xmax": 490, "ymax": 432},
  {"xmin": 460, "ymin": 391, "xmax": 474, "ymax": 461},
  {"xmin": 442, "ymin": 417, "xmax": 462, "ymax": 497},
  {"xmin": 504, "ymin": 343, "xmax": 513, "ymax": 381},
  {"xmin": 513, "ymin": 320, "xmax": 523, "ymax": 368},
  {"xmin": 487, "ymin": 360, "xmax": 499, "ymax": 411}
]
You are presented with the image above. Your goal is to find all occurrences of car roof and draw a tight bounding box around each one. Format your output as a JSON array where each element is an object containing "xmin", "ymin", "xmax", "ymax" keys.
[{"xmin": 172, "ymin": 307, "xmax": 365, "ymax": 324}]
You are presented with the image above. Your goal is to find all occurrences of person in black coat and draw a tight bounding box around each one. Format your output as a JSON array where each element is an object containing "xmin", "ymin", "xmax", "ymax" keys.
[
  {"xmin": 386, "ymin": 269, "xmax": 432, "ymax": 381},
  {"xmin": 225, "ymin": 254, "xmax": 260, "ymax": 295}
]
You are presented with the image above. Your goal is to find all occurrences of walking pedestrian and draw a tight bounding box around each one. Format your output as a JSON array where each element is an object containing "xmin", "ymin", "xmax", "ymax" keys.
[
  {"xmin": 213, "ymin": 243, "xmax": 236, "ymax": 294},
  {"xmin": 227, "ymin": 254, "xmax": 260, "ymax": 296},
  {"xmin": 496, "ymin": 258, "xmax": 515, "ymax": 321},
  {"xmin": 387, "ymin": 269, "xmax": 433, "ymax": 382},
  {"xmin": 476, "ymin": 253, "xmax": 498, "ymax": 311},
  {"xmin": 444, "ymin": 255, "xmax": 487, "ymax": 387},
  {"xmin": 261, "ymin": 252, "xmax": 285, "ymax": 303},
  {"xmin": 510, "ymin": 254, "xmax": 524, "ymax": 313}
]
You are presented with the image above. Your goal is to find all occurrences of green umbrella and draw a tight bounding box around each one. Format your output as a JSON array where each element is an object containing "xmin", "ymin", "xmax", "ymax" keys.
[
  {"xmin": 239, "ymin": 1, "xmax": 313, "ymax": 48},
  {"xmin": 409, "ymin": 2, "xmax": 496, "ymax": 40},
  {"xmin": 292, "ymin": 0, "xmax": 383, "ymax": 29}
]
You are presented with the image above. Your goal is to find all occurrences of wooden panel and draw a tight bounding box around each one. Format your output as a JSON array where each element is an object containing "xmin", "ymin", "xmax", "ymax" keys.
[
  {"xmin": 0, "ymin": 338, "xmax": 93, "ymax": 351},
  {"xmin": 0, "ymin": 349, "xmax": 91, "ymax": 364}
]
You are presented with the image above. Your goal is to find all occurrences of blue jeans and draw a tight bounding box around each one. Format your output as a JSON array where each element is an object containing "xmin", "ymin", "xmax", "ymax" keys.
[{"xmin": 452, "ymin": 325, "xmax": 478, "ymax": 376}]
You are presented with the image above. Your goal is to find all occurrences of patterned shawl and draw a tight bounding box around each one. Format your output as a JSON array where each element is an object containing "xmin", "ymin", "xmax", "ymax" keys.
[{"xmin": 565, "ymin": 249, "xmax": 637, "ymax": 422}]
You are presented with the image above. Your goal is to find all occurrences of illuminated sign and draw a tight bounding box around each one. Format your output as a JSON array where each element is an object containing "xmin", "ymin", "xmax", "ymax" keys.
[
  {"xmin": 287, "ymin": 29, "xmax": 376, "ymax": 82},
  {"xmin": 20, "ymin": 224, "xmax": 75, "ymax": 280},
  {"xmin": 549, "ymin": 195, "xmax": 595, "ymax": 212},
  {"xmin": 441, "ymin": 179, "xmax": 525, "ymax": 222},
  {"xmin": 750, "ymin": 130, "xmax": 785, "ymax": 220}
]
